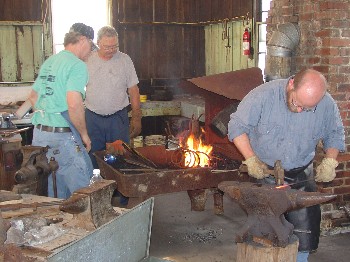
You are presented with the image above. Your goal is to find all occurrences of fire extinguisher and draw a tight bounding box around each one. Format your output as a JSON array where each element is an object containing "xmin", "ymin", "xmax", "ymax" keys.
[{"xmin": 243, "ymin": 28, "xmax": 251, "ymax": 56}]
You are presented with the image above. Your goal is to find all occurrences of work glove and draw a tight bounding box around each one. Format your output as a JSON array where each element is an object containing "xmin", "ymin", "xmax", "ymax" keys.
[
  {"xmin": 106, "ymin": 139, "xmax": 126, "ymax": 155},
  {"xmin": 129, "ymin": 108, "xmax": 142, "ymax": 139},
  {"xmin": 315, "ymin": 158, "xmax": 338, "ymax": 182},
  {"xmin": 242, "ymin": 156, "xmax": 269, "ymax": 179}
]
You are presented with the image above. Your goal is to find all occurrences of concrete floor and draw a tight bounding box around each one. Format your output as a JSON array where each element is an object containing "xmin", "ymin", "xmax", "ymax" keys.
[{"xmin": 149, "ymin": 191, "xmax": 350, "ymax": 262}]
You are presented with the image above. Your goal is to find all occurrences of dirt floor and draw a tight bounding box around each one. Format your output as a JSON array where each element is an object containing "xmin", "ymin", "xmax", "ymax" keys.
[{"xmin": 149, "ymin": 191, "xmax": 350, "ymax": 262}]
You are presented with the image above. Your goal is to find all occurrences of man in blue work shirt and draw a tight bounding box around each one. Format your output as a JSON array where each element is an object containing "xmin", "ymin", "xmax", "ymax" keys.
[{"xmin": 228, "ymin": 69, "xmax": 345, "ymax": 262}]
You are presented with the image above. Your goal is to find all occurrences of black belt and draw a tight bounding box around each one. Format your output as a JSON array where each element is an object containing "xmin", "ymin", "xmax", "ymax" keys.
[
  {"xmin": 87, "ymin": 108, "xmax": 126, "ymax": 118},
  {"xmin": 267, "ymin": 161, "xmax": 312, "ymax": 177},
  {"xmin": 285, "ymin": 161, "xmax": 312, "ymax": 177},
  {"xmin": 36, "ymin": 124, "xmax": 71, "ymax": 133}
]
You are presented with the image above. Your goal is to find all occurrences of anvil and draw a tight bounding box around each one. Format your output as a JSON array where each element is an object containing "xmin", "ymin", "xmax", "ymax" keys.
[{"xmin": 218, "ymin": 181, "xmax": 336, "ymax": 247}]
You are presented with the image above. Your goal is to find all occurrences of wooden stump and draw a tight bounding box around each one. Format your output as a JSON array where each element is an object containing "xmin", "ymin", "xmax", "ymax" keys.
[{"xmin": 236, "ymin": 236, "xmax": 298, "ymax": 262}]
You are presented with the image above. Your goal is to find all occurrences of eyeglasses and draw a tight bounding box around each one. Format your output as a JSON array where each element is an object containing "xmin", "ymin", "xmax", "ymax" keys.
[
  {"xmin": 290, "ymin": 98, "xmax": 317, "ymax": 113},
  {"xmin": 99, "ymin": 44, "xmax": 119, "ymax": 51}
]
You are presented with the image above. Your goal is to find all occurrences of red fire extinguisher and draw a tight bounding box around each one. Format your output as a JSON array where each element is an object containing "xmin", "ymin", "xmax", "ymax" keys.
[{"xmin": 243, "ymin": 28, "xmax": 251, "ymax": 56}]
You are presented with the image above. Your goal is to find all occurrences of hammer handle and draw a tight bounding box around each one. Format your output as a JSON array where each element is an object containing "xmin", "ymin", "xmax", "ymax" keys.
[{"xmin": 239, "ymin": 164, "xmax": 274, "ymax": 176}]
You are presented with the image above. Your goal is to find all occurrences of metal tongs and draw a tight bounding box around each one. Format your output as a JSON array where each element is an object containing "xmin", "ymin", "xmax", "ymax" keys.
[
  {"xmin": 0, "ymin": 127, "xmax": 32, "ymax": 137},
  {"xmin": 122, "ymin": 141, "xmax": 158, "ymax": 169}
]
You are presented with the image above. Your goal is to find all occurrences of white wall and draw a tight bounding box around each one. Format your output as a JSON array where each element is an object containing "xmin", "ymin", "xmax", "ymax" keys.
[{"xmin": 0, "ymin": 86, "xmax": 32, "ymax": 105}]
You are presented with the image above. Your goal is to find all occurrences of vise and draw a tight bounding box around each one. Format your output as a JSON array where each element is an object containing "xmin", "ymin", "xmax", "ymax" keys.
[
  {"xmin": 218, "ymin": 181, "xmax": 336, "ymax": 247},
  {"xmin": 12, "ymin": 146, "xmax": 58, "ymax": 196}
]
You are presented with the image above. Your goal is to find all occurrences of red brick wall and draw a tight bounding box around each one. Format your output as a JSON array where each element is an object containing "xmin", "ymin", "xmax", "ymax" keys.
[{"xmin": 267, "ymin": 0, "xmax": 350, "ymax": 231}]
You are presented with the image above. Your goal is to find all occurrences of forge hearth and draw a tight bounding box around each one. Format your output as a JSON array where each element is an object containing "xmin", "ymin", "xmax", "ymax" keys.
[{"xmin": 94, "ymin": 145, "xmax": 247, "ymax": 210}]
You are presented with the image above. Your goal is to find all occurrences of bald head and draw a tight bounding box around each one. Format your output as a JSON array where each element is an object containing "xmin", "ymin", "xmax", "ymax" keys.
[{"xmin": 292, "ymin": 69, "xmax": 327, "ymax": 108}]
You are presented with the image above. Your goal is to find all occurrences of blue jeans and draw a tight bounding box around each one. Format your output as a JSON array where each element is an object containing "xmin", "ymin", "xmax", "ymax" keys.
[
  {"xmin": 85, "ymin": 108, "xmax": 130, "ymax": 169},
  {"xmin": 85, "ymin": 108, "xmax": 130, "ymax": 206},
  {"xmin": 297, "ymin": 251, "xmax": 309, "ymax": 262},
  {"xmin": 32, "ymin": 128, "xmax": 93, "ymax": 199}
]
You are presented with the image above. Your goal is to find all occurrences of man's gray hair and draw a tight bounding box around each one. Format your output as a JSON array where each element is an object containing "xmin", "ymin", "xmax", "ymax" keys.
[
  {"xmin": 63, "ymin": 32, "xmax": 81, "ymax": 47},
  {"xmin": 97, "ymin": 26, "xmax": 118, "ymax": 41}
]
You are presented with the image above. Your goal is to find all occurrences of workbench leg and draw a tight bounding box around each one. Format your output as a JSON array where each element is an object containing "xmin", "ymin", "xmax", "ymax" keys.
[
  {"xmin": 187, "ymin": 189, "xmax": 208, "ymax": 211},
  {"xmin": 213, "ymin": 188, "xmax": 224, "ymax": 215}
]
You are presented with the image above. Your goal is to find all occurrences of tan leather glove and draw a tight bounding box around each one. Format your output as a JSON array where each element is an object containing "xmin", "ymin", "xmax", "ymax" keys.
[
  {"xmin": 315, "ymin": 158, "xmax": 338, "ymax": 182},
  {"xmin": 129, "ymin": 108, "xmax": 142, "ymax": 139},
  {"xmin": 242, "ymin": 156, "xmax": 269, "ymax": 179},
  {"xmin": 106, "ymin": 140, "xmax": 126, "ymax": 155}
]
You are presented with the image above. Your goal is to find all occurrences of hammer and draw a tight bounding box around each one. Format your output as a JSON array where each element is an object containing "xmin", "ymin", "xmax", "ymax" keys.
[{"xmin": 239, "ymin": 160, "xmax": 285, "ymax": 186}]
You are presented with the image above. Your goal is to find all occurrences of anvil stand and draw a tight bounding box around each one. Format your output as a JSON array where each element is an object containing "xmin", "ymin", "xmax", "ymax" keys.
[{"xmin": 235, "ymin": 236, "xmax": 298, "ymax": 262}]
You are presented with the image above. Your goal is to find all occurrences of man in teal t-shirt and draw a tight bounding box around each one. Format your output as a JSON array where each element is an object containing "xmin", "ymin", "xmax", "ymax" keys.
[{"xmin": 28, "ymin": 23, "xmax": 95, "ymax": 199}]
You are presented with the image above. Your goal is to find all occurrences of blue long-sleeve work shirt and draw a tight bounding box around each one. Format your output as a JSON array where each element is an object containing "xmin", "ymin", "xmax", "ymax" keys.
[{"xmin": 228, "ymin": 78, "xmax": 345, "ymax": 170}]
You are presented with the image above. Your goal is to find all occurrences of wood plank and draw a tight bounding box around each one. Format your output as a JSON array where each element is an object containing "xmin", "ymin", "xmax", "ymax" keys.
[
  {"xmin": 139, "ymin": 26, "xmax": 153, "ymax": 79},
  {"xmin": 231, "ymin": 21, "xmax": 243, "ymax": 71},
  {"xmin": 183, "ymin": 27, "xmax": 195, "ymax": 77},
  {"xmin": 233, "ymin": 0, "xmax": 243, "ymax": 18},
  {"xmin": 222, "ymin": 0, "xmax": 234, "ymax": 19},
  {"xmin": 166, "ymin": 26, "xmax": 183, "ymax": 78},
  {"xmin": 0, "ymin": 0, "xmax": 42, "ymax": 21},
  {"xmin": 16, "ymin": 26, "xmax": 35, "ymax": 81},
  {"xmin": 204, "ymin": 25, "xmax": 211, "ymax": 75},
  {"xmin": 32, "ymin": 25, "xmax": 44, "ymax": 79},
  {"xmin": 140, "ymin": 0, "xmax": 153, "ymax": 22},
  {"xmin": 198, "ymin": 0, "xmax": 212, "ymax": 22},
  {"xmin": 115, "ymin": 0, "xmax": 125, "ymax": 21},
  {"xmin": 213, "ymin": 23, "xmax": 221, "ymax": 74},
  {"xmin": 124, "ymin": 0, "xmax": 140, "ymax": 22},
  {"xmin": 211, "ymin": 0, "xmax": 222, "ymax": 21},
  {"xmin": 153, "ymin": 27, "xmax": 168, "ymax": 78},
  {"xmin": 154, "ymin": 0, "xmax": 167, "ymax": 22},
  {"xmin": 123, "ymin": 27, "xmax": 141, "ymax": 75},
  {"xmin": 185, "ymin": 0, "xmax": 200, "ymax": 23},
  {"xmin": 196, "ymin": 27, "xmax": 206, "ymax": 77},
  {"xmin": 0, "ymin": 25, "xmax": 17, "ymax": 81},
  {"xmin": 168, "ymin": 0, "xmax": 184, "ymax": 22}
]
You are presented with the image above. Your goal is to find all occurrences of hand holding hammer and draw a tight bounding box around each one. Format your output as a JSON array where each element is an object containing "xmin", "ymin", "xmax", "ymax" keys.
[{"xmin": 239, "ymin": 159, "xmax": 284, "ymax": 186}]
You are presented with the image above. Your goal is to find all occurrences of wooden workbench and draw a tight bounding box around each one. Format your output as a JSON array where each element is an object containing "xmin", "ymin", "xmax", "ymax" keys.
[{"xmin": 0, "ymin": 192, "xmax": 126, "ymax": 260}]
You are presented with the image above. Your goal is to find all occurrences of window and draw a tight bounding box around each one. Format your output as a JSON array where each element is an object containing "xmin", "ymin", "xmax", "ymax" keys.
[
  {"xmin": 257, "ymin": 0, "xmax": 271, "ymax": 77},
  {"xmin": 51, "ymin": 0, "xmax": 110, "ymax": 53}
]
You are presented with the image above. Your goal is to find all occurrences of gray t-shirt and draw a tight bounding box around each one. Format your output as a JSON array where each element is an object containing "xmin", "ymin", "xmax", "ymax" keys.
[
  {"xmin": 228, "ymin": 78, "xmax": 345, "ymax": 170},
  {"xmin": 85, "ymin": 51, "xmax": 139, "ymax": 115}
]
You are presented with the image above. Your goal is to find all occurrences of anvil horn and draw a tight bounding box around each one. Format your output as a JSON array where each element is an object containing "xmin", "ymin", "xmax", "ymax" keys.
[{"xmin": 291, "ymin": 191, "xmax": 337, "ymax": 211}]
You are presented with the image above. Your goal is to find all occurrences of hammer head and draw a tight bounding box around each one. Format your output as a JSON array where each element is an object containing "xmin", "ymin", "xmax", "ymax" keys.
[{"xmin": 274, "ymin": 160, "xmax": 285, "ymax": 186}]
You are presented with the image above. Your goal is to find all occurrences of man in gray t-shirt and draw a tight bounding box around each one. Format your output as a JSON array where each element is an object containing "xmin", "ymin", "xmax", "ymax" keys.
[{"xmin": 85, "ymin": 26, "xmax": 141, "ymax": 207}]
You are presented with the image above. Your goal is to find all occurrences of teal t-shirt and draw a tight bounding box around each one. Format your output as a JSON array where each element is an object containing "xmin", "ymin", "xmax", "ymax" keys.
[{"xmin": 31, "ymin": 50, "xmax": 88, "ymax": 127}]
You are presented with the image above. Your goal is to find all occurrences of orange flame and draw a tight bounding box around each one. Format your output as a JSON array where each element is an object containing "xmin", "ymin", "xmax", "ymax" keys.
[
  {"xmin": 184, "ymin": 134, "xmax": 213, "ymax": 167},
  {"xmin": 275, "ymin": 184, "xmax": 289, "ymax": 189}
]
